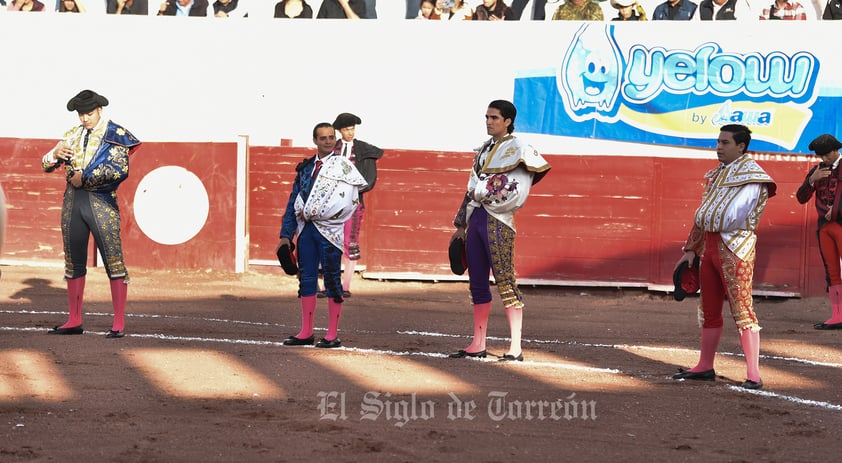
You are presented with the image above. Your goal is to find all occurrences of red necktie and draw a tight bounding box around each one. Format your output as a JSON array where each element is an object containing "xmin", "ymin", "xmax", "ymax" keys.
[{"xmin": 311, "ymin": 159, "xmax": 323, "ymax": 180}]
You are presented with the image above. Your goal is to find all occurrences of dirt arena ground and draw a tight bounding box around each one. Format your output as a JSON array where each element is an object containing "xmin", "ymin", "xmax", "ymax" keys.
[{"xmin": 1, "ymin": 264, "xmax": 841, "ymax": 462}]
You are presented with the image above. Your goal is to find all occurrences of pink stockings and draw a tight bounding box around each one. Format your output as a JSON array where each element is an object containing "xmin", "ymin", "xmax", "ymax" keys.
[
  {"xmin": 61, "ymin": 276, "xmax": 128, "ymax": 332},
  {"xmin": 326, "ymin": 299, "xmax": 342, "ymax": 341},
  {"xmin": 294, "ymin": 295, "xmax": 343, "ymax": 341},
  {"xmin": 60, "ymin": 276, "xmax": 86, "ymax": 328},
  {"xmin": 109, "ymin": 278, "xmax": 128, "ymax": 332},
  {"xmin": 462, "ymin": 303, "xmax": 523, "ymax": 356},
  {"xmin": 689, "ymin": 325, "xmax": 761, "ymax": 382},
  {"xmin": 739, "ymin": 328, "xmax": 761, "ymax": 383},
  {"xmin": 342, "ymin": 256, "xmax": 355, "ymax": 292},
  {"xmin": 689, "ymin": 326, "xmax": 722, "ymax": 372},
  {"xmin": 505, "ymin": 306, "xmax": 523, "ymax": 357},
  {"xmin": 463, "ymin": 302, "xmax": 492, "ymax": 353},
  {"xmin": 824, "ymin": 285, "xmax": 842, "ymax": 324},
  {"xmin": 294, "ymin": 295, "xmax": 317, "ymax": 339}
]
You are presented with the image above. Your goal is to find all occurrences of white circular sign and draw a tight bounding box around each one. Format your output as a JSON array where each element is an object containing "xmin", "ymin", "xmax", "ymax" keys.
[{"xmin": 133, "ymin": 166, "xmax": 209, "ymax": 245}]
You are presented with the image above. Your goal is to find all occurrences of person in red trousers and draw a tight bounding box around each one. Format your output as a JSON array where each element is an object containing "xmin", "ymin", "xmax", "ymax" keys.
[
  {"xmin": 796, "ymin": 133, "xmax": 842, "ymax": 330},
  {"xmin": 41, "ymin": 89, "xmax": 141, "ymax": 338},
  {"xmin": 673, "ymin": 124, "xmax": 776, "ymax": 390}
]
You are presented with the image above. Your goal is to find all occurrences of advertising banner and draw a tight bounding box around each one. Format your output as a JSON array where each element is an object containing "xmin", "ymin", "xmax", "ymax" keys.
[{"xmin": 514, "ymin": 23, "xmax": 829, "ymax": 154}]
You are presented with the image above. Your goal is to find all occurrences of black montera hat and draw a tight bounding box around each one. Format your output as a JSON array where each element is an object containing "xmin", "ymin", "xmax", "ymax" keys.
[
  {"xmin": 448, "ymin": 237, "xmax": 467, "ymax": 276},
  {"xmin": 333, "ymin": 113, "xmax": 362, "ymax": 130},
  {"xmin": 673, "ymin": 256, "xmax": 701, "ymax": 301},
  {"xmin": 277, "ymin": 242, "xmax": 299, "ymax": 276},
  {"xmin": 808, "ymin": 134, "xmax": 842, "ymax": 156},
  {"xmin": 67, "ymin": 89, "xmax": 109, "ymax": 113}
]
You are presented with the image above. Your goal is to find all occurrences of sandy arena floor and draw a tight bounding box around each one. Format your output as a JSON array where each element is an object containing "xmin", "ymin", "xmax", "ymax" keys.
[{"xmin": 1, "ymin": 264, "xmax": 841, "ymax": 462}]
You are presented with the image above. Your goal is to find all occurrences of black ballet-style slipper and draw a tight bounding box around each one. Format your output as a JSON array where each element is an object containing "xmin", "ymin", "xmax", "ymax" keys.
[
  {"xmin": 448, "ymin": 349, "xmax": 487, "ymax": 359},
  {"xmin": 47, "ymin": 325, "xmax": 84, "ymax": 335}
]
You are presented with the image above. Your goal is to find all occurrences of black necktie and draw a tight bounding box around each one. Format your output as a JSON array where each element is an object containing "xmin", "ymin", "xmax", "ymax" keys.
[{"xmin": 82, "ymin": 129, "xmax": 91, "ymax": 154}]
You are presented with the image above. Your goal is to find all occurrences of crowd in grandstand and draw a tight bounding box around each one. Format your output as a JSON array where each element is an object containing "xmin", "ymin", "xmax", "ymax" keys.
[{"xmin": 0, "ymin": 0, "xmax": 838, "ymax": 20}]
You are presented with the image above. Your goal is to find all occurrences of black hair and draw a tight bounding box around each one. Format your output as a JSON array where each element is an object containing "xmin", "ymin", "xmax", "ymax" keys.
[
  {"xmin": 312, "ymin": 122, "xmax": 333, "ymax": 139},
  {"xmin": 720, "ymin": 124, "xmax": 752, "ymax": 153},
  {"xmin": 489, "ymin": 99, "xmax": 517, "ymax": 134}
]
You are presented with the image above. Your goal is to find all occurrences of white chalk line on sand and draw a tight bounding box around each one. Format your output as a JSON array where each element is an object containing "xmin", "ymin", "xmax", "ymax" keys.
[{"xmin": 3, "ymin": 309, "xmax": 841, "ymax": 412}]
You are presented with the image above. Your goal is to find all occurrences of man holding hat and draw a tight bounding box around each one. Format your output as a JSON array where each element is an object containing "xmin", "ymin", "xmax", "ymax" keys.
[
  {"xmin": 448, "ymin": 100, "xmax": 551, "ymax": 362},
  {"xmin": 277, "ymin": 122, "xmax": 367, "ymax": 348},
  {"xmin": 672, "ymin": 124, "xmax": 776, "ymax": 389},
  {"xmin": 41, "ymin": 89, "xmax": 141, "ymax": 338},
  {"xmin": 797, "ymin": 133, "xmax": 842, "ymax": 330},
  {"xmin": 326, "ymin": 112, "xmax": 383, "ymax": 298}
]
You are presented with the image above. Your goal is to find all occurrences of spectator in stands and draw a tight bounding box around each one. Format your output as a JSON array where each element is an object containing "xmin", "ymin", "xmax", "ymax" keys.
[
  {"xmin": 758, "ymin": 0, "xmax": 806, "ymax": 18},
  {"xmin": 157, "ymin": 0, "xmax": 212, "ymax": 15},
  {"xmin": 473, "ymin": 0, "xmax": 515, "ymax": 19},
  {"xmin": 213, "ymin": 0, "xmax": 248, "ymax": 16},
  {"xmin": 58, "ymin": 0, "xmax": 84, "ymax": 11},
  {"xmin": 696, "ymin": 0, "xmax": 753, "ymax": 19},
  {"xmin": 438, "ymin": 0, "xmax": 473, "ymax": 19},
  {"xmin": 316, "ymin": 0, "xmax": 365, "ymax": 18},
  {"xmin": 823, "ymin": 0, "xmax": 841, "ymax": 18},
  {"xmin": 406, "ymin": 0, "xmax": 421, "ymax": 18},
  {"xmin": 551, "ymin": 0, "xmax": 604, "ymax": 20},
  {"xmin": 274, "ymin": 0, "xmax": 312, "ymax": 17},
  {"xmin": 651, "ymin": 0, "xmax": 697, "ymax": 19},
  {"xmin": 610, "ymin": 0, "xmax": 647, "ymax": 19},
  {"xmin": 417, "ymin": 0, "xmax": 440, "ymax": 18},
  {"xmin": 512, "ymin": 0, "xmax": 550, "ymax": 18},
  {"xmin": 107, "ymin": 0, "xmax": 148, "ymax": 14},
  {"xmin": 7, "ymin": 0, "xmax": 47, "ymax": 11}
]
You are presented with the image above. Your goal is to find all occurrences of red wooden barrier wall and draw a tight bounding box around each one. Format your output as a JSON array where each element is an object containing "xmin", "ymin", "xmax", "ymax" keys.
[
  {"xmin": 2, "ymin": 138, "xmax": 239, "ymax": 272},
  {"xmin": 1, "ymin": 137, "xmax": 827, "ymax": 297},
  {"xmin": 247, "ymin": 146, "xmax": 821, "ymax": 297}
]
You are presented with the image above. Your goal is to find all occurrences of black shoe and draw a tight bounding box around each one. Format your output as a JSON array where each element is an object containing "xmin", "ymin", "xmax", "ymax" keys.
[
  {"xmin": 672, "ymin": 368, "xmax": 716, "ymax": 381},
  {"xmin": 283, "ymin": 335, "xmax": 315, "ymax": 346},
  {"xmin": 448, "ymin": 349, "xmax": 487, "ymax": 359},
  {"xmin": 105, "ymin": 330, "xmax": 125, "ymax": 339},
  {"xmin": 315, "ymin": 338, "xmax": 342, "ymax": 348},
  {"xmin": 741, "ymin": 379, "xmax": 763, "ymax": 390},
  {"xmin": 47, "ymin": 325, "xmax": 84, "ymax": 335},
  {"xmin": 316, "ymin": 291, "xmax": 327, "ymax": 299},
  {"xmin": 498, "ymin": 353, "xmax": 524, "ymax": 362},
  {"xmin": 342, "ymin": 290, "xmax": 351, "ymax": 298},
  {"xmin": 814, "ymin": 322, "xmax": 842, "ymax": 330}
]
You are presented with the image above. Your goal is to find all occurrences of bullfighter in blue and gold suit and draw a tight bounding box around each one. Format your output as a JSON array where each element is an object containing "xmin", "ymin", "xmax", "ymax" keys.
[{"xmin": 41, "ymin": 89, "xmax": 141, "ymax": 339}]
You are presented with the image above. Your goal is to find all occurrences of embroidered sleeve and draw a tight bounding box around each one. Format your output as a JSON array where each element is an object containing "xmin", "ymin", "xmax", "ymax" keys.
[
  {"xmin": 84, "ymin": 145, "xmax": 129, "ymax": 192},
  {"xmin": 472, "ymin": 165, "xmax": 533, "ymax": 215}
]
